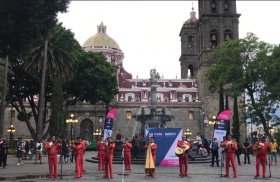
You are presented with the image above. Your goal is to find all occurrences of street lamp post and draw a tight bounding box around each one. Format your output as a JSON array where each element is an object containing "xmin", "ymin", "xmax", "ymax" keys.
[
  {"xmin": 184, "ymin": 129, "xmax": 192, "ymax": 136},
  {"xmin": 7, "ymin": 124, "xmax": 16, "ymax": 147},
  {"xmin": 66, "ymin": 114, "xmax": 78, "ymax": 143}
]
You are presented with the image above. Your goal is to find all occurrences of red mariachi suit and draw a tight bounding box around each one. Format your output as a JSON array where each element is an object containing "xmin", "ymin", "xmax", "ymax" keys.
[
  {"xmin": 122, "ymin": 142, "xmax": 132, "ymax": 170},
  {"xmin": 44, "ymin": 142, "xmax": 62, "ymax": 178},
  {"xmin": 220, "ymin": 140, "xmax": 237, "ymax": 177},
  {"xmin": 144, "ymin": 143, "xmax": 157, "ymax": 177},
  {"xmin": 177, "ymin": 140, "xmax": 192, "ymax": 175},
  {"xmin": 97, "ymin": 141, "xmax": 106, "ymax": 170},
  {"xmin": 252, "ymin": 141, "xmax": 269, "ymax": 177},
  {"xmin": 72, "ymin": 142, "xmax": 85, "ymax": 178},
  {"xmin": 105, "ymin": 142, "xmax": 115, "ymax": 178}
]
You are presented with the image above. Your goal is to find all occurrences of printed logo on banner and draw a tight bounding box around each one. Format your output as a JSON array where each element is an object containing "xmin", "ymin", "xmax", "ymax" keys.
[
  {"xmin": 165, "ymin": 133, "xmax": 176, "ymax": 138},
  {"xmin": 149, "ymin": 133, "xmax": 153, "ymax": 138},
  {"xmin": 153, "ymin": 133, "xmax": 163, "ymax": 138}
]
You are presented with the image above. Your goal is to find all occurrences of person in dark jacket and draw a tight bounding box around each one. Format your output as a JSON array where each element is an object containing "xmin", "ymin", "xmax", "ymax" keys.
[
  {"xmin": 235, "ymin": 140, "xmax": 242, "ymax": 165},
  {"xmin": 0, "ymin": 139, "xmax": 9, "ymax": 169},
  {"xmin": 211, "ymin": 138, "xmax": 220, "ymax": 167},
  {"xmin": 60, "ymin": 139, "xmax": 68, "ymax": 163},
  {"xmin": 201, "ymin": 135, "xmax": 210, "ymax": 154}
]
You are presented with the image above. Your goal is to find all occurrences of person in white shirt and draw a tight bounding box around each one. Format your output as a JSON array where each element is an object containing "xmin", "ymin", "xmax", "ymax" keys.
[
  {"xmin": 35, "ymin": 139, "xmax": 43, "ymax": 164},
  {"xmin": 199, "ymin": 145, "xmax": 208, "ymax": 156}
]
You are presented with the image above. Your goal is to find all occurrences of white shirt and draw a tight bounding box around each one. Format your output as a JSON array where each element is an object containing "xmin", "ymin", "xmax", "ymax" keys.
[
  {"xmin": 36, "ymin": 142, "xmax": 43, "ymax": 151},
  {"xmin": 196, "ymin": 136, "xmax": 202, "ymax": 145}
]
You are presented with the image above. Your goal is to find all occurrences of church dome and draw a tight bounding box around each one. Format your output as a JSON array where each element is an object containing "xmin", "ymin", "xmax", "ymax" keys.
[{"xmin": 82, "ymin": 22, "xmax": 120, "ymax": 50}]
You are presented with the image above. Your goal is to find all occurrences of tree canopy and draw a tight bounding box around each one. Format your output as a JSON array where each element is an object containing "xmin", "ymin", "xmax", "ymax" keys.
[
  {"xmin": 205, "ymin": 32, "xmax": 280, "ymax": 140},
  {"xmin": 64, "ymin": 51, "xmax": 119, "ymax": 111}
]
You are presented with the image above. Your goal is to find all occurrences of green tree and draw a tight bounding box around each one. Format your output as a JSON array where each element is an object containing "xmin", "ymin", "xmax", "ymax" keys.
[
  {"xmin": 25, "ymin": 22, "xmax": 78, "ymax": 140},
  {"xmin": 0, "ymin": 0, "xmax": 70, "ymax": 138},
  {"xmin": 49, "ymin": 78, "xmax": 66, "ymax": 138},
  {"xmin": 64, "ymin": 51, "xmax": 119, "ymax": 112},
  {"xmin": 206, "ymin": 32, "xmax": 280, "ymax": 140},
  {"xmin": 232, "ymin": 92, "xmax": 240, "ymax": 142}
]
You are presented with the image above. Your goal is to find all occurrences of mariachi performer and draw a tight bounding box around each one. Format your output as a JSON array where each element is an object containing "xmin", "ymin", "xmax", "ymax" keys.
[
  {"xmin": 220, "ymin": 134, "xmax": 237, "ymax": 178},
  {"xmin": 97, "ymin": 136, "xmax": 106, "ymax": 171},
  {"xmin": 72, "ymin": 137, "xmax": 85, "ymax": 178},
  {"xmin": 144, "ymin": 137, "xmax": 157, "ymax": 178},
  {"xmin": 177, "ymin": 135, "xmax": 192, "ymax": 177},
  {"xmin": 44, "ymin": 136, "xmax": 62, "ymax": 179},
  {"xmin": 121, "ymin": 138, "xmax": 132, "ymax": 170},
  {"xmin": 252, "ymin": 136, "xmax": 270, "ymax": 179},
  {"xmin": 103, "ymin": 137, "xmax": 115, "ymax": 179}
]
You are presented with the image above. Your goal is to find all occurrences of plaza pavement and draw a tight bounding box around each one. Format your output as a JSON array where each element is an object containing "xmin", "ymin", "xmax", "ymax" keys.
[{"xmin": 0, "ymin": 151, "xmax": 279, "ymax": 182}]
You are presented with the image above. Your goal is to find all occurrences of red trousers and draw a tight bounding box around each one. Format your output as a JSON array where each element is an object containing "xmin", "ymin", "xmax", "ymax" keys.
[
  {"xmin": 179, "ymin": 155, "xmax": 188, "ymax": 175},
  {"xmin": 124, "ymin": 152, "xmax": 131, "ymax": 170},
  {"xmin": 256, "ymin": 155, "xmax": 266, "ymax": 177},
  {"xmin": 98, "ymin": 151, "xmax": 105, "ymax": 170},
  {"xmin": 48, "ymin": 155, "xmax": 58, "ymax": 178},
  {"xmin": 75, "ymin": 154, "xmax": 83, "ymax": 178},
  {"xmin": 105, "ymin": 154, "xmax": 114, "ymax": 178},
  {"xmin": 225, "ymin": 153, "xmax": 237, "ymax": 177}
]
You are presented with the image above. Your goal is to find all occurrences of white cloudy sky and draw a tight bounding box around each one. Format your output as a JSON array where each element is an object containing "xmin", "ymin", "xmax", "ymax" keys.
[{"xmin": 58, "ymin": 1, "xmax": 280, "ymax": 79}]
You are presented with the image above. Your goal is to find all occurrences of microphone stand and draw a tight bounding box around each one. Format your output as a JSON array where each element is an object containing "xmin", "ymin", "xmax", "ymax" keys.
[{"xmin": 121, "ymin": 146, "xmax": 125, "ymax": 182}]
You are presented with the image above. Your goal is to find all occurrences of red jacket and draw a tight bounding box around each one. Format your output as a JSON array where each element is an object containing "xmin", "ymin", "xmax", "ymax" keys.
[
  {"xmin": 44, "ymin": 141, "xmax": 62, "ymax": 156},
  {"xmin": 97, "ymin": 141, "xmax": 106, "ymax": 151},
  {"xmin": 177, "ymin": 140, "xmax": 192, "ymax": 149},
  {"xmin": 72, "ymin": 142, "xmax": 84, "ymax": 155},
  {"xmin": 116, "ymin": 133, "xmax": 122, "ymax": 141},
  {"xmin": 105, "ymin": 142, "xmax": 115, "ymax": 155},
  {"xmin": 122, "ymin": 142, "xmax": 132, "ymax": 152},
  {"xmin": 144, "ymin": 143, "xmax": 157, "ymax": 156},
  {"xmin": 252, "ymin": 141, "xmax": 269, "ymax": 156},
  {"xmin": 220, "ymin": 140, "xmax": 236, "ymax": 153}
]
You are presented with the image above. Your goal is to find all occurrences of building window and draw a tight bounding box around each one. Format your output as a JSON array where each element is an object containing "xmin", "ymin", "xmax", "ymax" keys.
[
  {"xmin": 126, "ymin": 111, "xmax": 132, "ymax": 119},
  {"xmin": 188, "ymin": 111, "xmax": 194, "ymax": 120},
  {"xmin": 125, "ymin": 93, "xmax": 135, "ymax": 101},
  {"xmin": 185, "ymin": 97, "xmax": 189, "ymax": 102},
  {"xmin": 128, "ymin": 96, "xmax": 132, "ymax": 101}
]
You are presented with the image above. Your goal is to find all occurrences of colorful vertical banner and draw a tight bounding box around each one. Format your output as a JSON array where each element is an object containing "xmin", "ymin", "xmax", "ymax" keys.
[
  {"xmin": 145, "ymin": 128, "xmax": 182, "ymax": 166},
  {"xmin": 213, "ymin": 109, "xmax": 231, "ymax": 142},
  {"xmin": 103, "ymin": 108, "xmax": 116, "ymax": 140}
]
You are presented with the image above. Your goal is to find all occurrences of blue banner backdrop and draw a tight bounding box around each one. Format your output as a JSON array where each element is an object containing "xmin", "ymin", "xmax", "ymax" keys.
[{"xmin": 145, "ymin": 128, "xmax": 182, "ymax": 166}]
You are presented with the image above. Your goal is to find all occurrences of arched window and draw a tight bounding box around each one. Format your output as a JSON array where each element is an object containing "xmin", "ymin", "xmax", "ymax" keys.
[
  {"xmin": 210, "ymin": 29, "xmax": 218, "ymax": 49},
  {"xmin": 224, "ymin": 0, "xmax": 230, "ymax": 13},
  {"xmin": 224, "ymin": 29, "xmax": 232, "ymax": 41},
  {"xmin": 188, "ymin": 64, "xmax": 194, "ymax": 78}
]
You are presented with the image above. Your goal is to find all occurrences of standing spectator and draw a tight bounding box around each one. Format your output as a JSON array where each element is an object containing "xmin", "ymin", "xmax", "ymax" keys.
[
  {"xmin": 221, "ymin": 136, "xmax": 227, "ymax": 167},
  {"xmin": 235, "ymin": 141, "xmax": 242, "ymax": 165},
  {"xmin": 17, "ymin": 137, "xmax": 25, "ymax": 165},
  {"xmin": 210, "ymin": 138, "xmax": 220, "ymax": 167},
  {"xmin": 71, "ymin": 139, "xmax": 76, "ymax": 163},
  {"xmin": 30, "ymin": 140, "xmax": 35, "ymax": 160},
  {"xmin": 243, "ymin": 138, "xmax": 251, "ymax": 164},
  {"xmin": 25, "ymin": 140, "xmax": 31, "ymax": 160},
  {"xmin": 60, "ymin": 139, "xmax": 68, "ymax": 163},
  {"xmin": 0, "ymin": 139, "xmax": 9, "ymax": 169},
  {"xmin": 35, "ymin": 139, "xmax": 43, "ymax": 164},
  {"xmin": 201, "ymin": 135, "xmax": 210, "ymax": 154},
  {"xmin": 196, "ymin": 133, "xmax": 202, "ymax": 154},
  {"xmin": 131, "ymin": 134, "xmax": 141, "ymax": 159},
  {"xmin": 115, "ymin": 129, "xmax": 122, "ymax": 141},
  {"xmin": 270, "ymin": 139, "xmax": 278, "ymax": 166}
]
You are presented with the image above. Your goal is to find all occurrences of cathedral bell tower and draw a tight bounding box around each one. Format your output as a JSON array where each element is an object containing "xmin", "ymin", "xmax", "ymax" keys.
[
  {"xmin": 196, "ymin": 0, "xmax": 241, "ymax": 135},
  {"xmin": 179, "ymin": 5, "xmax": 199, "ymax": 79}
]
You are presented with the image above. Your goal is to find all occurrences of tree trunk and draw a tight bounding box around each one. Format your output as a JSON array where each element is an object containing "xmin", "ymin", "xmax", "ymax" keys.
[
  {"xmin": 0, "ymin": 54, "xmax": 9, "ymax": 136},
  {"xmin": 37, "ymin": 39, "xmax": 48, "ymax": 140},
  {"xmin": 225, "ymin": 93, "xmax": 230, "ymax": 136},
  {"xmin": 232, "ymin": 92, "xmax": 240, "ymax": 143}
]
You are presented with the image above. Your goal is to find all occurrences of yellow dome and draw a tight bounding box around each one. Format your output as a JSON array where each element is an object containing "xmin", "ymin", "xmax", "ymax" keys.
[{"xmin": 82, "ymin": 33, "xmax": 120, "ymax": 50}]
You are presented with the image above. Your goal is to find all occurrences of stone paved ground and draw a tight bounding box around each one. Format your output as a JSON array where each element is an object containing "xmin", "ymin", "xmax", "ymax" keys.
[{"xmin": 0, "ymin": 151, "xmax": 280, "ymax": 182}]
